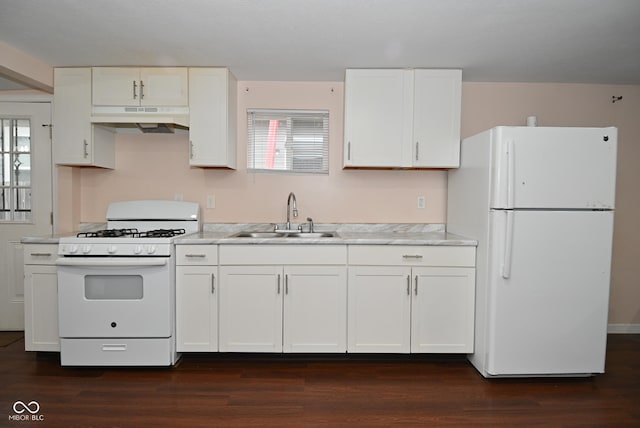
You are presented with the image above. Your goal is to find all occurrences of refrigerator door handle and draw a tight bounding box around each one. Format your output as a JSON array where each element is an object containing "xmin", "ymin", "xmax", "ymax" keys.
[
  {"xmin": 502, "ymin": 210, "xmax": 515, "ymax": 279},
  {"xmin": 506, "ymin": 139, "xmax": 515, "ymax": 208}
]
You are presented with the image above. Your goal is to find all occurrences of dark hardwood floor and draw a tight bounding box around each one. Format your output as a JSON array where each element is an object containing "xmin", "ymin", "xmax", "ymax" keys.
[{"xmin": 1, "ymin": 335, "xmax": 639, "ymax": 427}]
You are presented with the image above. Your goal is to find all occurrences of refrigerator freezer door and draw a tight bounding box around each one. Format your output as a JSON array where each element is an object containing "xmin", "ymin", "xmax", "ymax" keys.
[
  {"xmin": 491, "ymin": 127, "xmax": 617, "ymax": 209},
  {"xmin": 486, "ymin": 209, "xmax": 613, "ymax": 376}
]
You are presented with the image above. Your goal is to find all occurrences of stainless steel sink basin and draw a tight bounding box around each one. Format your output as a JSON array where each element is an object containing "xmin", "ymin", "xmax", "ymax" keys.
[
  {"xmin": 232, "ymin": 231, "xmax": 338, "ymax": 239},
  {"xmin": 232, "ymin": 232, "xmax": 283, "ymax": 238},
  {"xmin": 285, "ymin": 232, "xmax": 337, "ymax": 238}
]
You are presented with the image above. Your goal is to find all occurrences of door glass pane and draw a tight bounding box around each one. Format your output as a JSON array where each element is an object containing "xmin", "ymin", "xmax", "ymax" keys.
[{"xmin": 0, "ymin": 118, "xmax": 32, "ymax": 222}]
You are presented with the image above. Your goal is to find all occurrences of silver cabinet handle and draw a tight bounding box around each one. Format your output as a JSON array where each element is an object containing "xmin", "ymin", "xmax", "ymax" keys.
[
  {"xmin": 211, "ymin": 273, "xmax": 215, "ymax": 294},
  {"xmin": 402, "ymin": 254, "xmax": 423, "ymax": 259},
  {"xmin": 347, "ymin": 141, "xmax": 351, "ymax": 161},
  {"xmin": 416, "ymin": 141, "xmax": 419, "ymax": 161},
  {"xmin": 406, "ymin": 275, "xmax": 410, "ymax": 295},
  {"xmin": 30, "ymin": 252, "xmax": 52, "ymax": 257},
  {"xmin": 140, "ymin": 80, "xmax": 145, "ymax": 100},
  {"xmin": 133, "ymin": 80, "xmax": 137, "ymax": 99},
  {"xmin": 83, "ymin": 139, "xmax": 88, "ymax": 158},
  {"xmin": 285, "ymin": 274, "xmax": 289, "ymax": 295},
  {"xmin": 414, "ymin": 275, "xmax": 418, "ymax": 295},
  {"xmin": 189, "ymin": 141, "xmax": 194, "ymax": 159},
  {"xmin": 185, "ymin": 254, "xmax": 206, "ymax": 258},
  {"xmin": 277, "ymin": 274, "xmax": 281, "ymax": 294}
]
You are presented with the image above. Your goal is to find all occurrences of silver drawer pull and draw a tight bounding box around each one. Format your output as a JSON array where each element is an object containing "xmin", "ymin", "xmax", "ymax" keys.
[
  {"xmin": 402, "ymin": 254, "xmax": 423, "ymax": 259},
  {"xmin": 102, "ymin": 344, "xmax": 127, "ymax": 352},
  {"xmin": 185, "ymin": 254, "xmax": 207, "ymax": 258},
  {"xmin": 30, "ymin": 252, "xmax": 52, "ymax": 257}
]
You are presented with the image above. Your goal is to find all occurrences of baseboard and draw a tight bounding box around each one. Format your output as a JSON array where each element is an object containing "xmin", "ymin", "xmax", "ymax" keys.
[{"xmin": 608, "ymin": 324, "xmax": 640, "ymax": 334}]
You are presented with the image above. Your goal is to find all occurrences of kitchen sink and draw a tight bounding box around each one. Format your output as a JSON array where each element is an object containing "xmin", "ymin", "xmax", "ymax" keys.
[
  {"xmin": 232, "ymin": 232, "xmax": 283, "ymax": 238},
  {"xmin": 284, "ymin": 232, "xmax": 337, "ymax": 238},
  {"xmin": 232, "ymin": 231, "xmax": 338, "ymax": 239}
]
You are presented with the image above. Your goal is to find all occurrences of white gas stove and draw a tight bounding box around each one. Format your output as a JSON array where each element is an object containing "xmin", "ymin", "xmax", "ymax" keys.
[{"xmin": 56, "ymin": 200, "xmax": 200, "ymax": 367}]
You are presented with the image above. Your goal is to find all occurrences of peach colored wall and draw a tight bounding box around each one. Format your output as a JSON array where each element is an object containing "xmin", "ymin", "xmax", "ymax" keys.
[
  {"xmin": 58, "ymin": 81, "xmax": 640, "ymax": 325},
  {"xmin": 77, "ymin": 81, "xmax": 446, "ymax": 224}
]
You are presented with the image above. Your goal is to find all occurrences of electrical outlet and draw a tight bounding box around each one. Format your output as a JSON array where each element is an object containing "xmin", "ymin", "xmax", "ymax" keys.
[
  {"xmin": 174, "ymin": 194, "xmax": 184, "ymax": 201},
  {"xmin": 207, "ymin": 195, "xmax": 216, "ymax": 209},
  {"xmin": 417, "ymin": 196, "xmax": 426, "ymax": 209}
]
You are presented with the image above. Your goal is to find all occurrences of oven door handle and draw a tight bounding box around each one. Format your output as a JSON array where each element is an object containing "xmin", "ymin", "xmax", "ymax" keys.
[{"xmin": 56, "ymin": 258, "xmax": 168, "ymax": 267}]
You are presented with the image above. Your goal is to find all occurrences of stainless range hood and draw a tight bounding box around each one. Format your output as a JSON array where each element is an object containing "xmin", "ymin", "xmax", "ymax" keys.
[{"xmin": 91, "ymin": 106, "xmax": 189, "ymax": 133}]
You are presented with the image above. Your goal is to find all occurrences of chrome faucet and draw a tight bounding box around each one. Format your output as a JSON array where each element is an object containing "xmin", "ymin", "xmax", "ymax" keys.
[{"xmin": 286, "ymin": 192, "xmax": 298, "ymax": 230}]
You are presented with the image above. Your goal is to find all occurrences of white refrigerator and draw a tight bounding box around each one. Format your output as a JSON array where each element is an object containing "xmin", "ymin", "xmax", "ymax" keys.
[{"xmin": 447, "ymin": 126, "xmax": 617, "ymax": 377}]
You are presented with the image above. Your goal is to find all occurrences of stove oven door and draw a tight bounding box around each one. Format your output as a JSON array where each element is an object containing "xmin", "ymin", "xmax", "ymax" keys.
[{"xmin": 57, "ymin": 257, "xmax": 172, "ymax": 338}]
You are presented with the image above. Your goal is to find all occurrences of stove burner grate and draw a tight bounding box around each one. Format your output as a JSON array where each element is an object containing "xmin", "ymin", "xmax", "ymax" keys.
[
  {"xmin": 77, "ymin": 228, "xmax": 139, "ymax": 238},
  {"xmin": 76, "ymin": 228, "xmax": 187, "ymax": 238},
  {"xmin": 134, "ymin": 228, "xmax": 187, "ymax": 238}
]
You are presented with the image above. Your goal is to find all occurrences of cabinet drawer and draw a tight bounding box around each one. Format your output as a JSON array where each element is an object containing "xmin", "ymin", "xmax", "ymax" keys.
[
  {"xmin": 176, "ymin": 245, "xmax": 218, "ymax": 265},
  {"xmin": 24, "ymin": 244, "xmax": 58, "ymax": 265},
  {"xmin": 348, "ymin": 245, "xmax": 475, "ymax": 267},
  {"xmin": 220, "ymin": 245, "xmax": 347, "ymax": 265}
]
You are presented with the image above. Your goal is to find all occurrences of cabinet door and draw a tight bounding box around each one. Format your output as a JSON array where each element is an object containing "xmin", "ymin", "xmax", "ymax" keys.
[
  {"xmin": 53, "ymin": 68, "xmax": 115, "ymax": 168},
  {"xmin": 139, "ymin": 68, "xmax": 188, "ymax": 106},
  {"xmin": 343, "ymin": 69, "xmax": 412, "ymax": 167},
  {"xmin": 24, "ymin": 265, "xmax": 59, "ymax": 351},
  {"xmin": 188, "ymin": 68, "xmax": 237, "ymax": 168},
  {"xmin": 219, "ymin": 266, "xmax": 283, "ymax": 352},
  {"xmin": 347, "ymin": 266, "xmax": 411, "ymax": 353},
  {"xmin": 283, "ymin": 266, "xmax": 347, "ymax": 353},
  {"xmin": 92, "ymin": 68, "xmax": 188, "ymax": 106},
  {"xmin": 176, "ymin": 265, "xmax": 218, "ymax": 352},
  {"xmin": 92, "ymin": 68, "xmax": 140, "ymax": 106},
  {"xmin": 412, "ymin": 69, "xmax": 462, "ymax": 168},
  {"xmin": 411, "ymin": 267, "xmax": 475, "ymax": 353}
]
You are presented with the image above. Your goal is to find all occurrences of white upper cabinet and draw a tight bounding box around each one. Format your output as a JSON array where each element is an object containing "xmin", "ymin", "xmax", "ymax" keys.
[
  {"xmin": 92, "ymin": 67, "xmax": 188, "ymax": 107},
  {"xmin": 53, "ymin": 68, "xmax": 115, "ymax": 168},
  {"xmin": 188, "ymin": 68, "xmax": 237, "ymax": 168},
  {"xmin": 343, "ymin": 69, "xmax": 461, "ymax": 168},
  {"xmin": 412, "ymin": 69, "xmax": 462, "ymax": 168}
]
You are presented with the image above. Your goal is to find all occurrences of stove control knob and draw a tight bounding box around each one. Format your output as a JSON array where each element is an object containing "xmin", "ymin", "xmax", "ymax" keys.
[
  {"xmin": 107, "ymin": 245, "xmax": 117, "ymax": 254},
  {"xmin": 82, "ymin": 245, "xmax": 92, "ymax": 254},
  {"xmin": 133, "ymin": 245, "xmax": 143, "ymax": 255},
  {"xmin": 68, "ymin": 245, "xmax": 79, "ymax": 254},
  {"xmin": 146, "ymin": 245, "xmax": 156, "ymax": 254}
]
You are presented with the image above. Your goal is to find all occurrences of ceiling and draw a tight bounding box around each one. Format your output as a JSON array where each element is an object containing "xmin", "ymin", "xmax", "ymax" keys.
[{"xmin": 1, "ymin": 0, "xmax": 640, "ymax": 90}]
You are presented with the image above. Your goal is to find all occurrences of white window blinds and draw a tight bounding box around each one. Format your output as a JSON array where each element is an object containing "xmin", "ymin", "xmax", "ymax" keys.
[{"xmin": 247, "ymin": 109, "xmax": 329, "ymax": 174}]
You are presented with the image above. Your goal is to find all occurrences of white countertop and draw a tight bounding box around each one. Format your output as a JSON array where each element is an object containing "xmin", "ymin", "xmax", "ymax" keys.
[
  {"xmin": 21, "ymin": 223, "xmax": 477, "ymax": 246},
  {"xmin": 176, "ymin": 223, "xmax": 477, "ymax": 246}
]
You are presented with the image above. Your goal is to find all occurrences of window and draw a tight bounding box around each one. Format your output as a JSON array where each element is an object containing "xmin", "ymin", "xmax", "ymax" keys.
[
  {"xmin": 247, "ymin": 109, "xmax": 329, "ymax": 174},
  {"xmin": 1, "ymin": 118, "xmax": 31, "ymax": 222}
]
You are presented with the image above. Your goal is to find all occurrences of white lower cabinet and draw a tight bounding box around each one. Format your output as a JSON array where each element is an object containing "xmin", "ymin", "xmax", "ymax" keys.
[
  {"xmin": 23, "ymin": 244, "xmax": 60, "ymax": 352},
  {"xmin": 348, "ymin": 246, "xmax": 475, "ymax": 353},
  {"xmin": 218, "ymin": 245, "xmax": 347, "ymax": 353},
  {"xmin": 176, "ymin": 243, "xmax": 475, "ymax": 356},
  {"xmin": 175, "ymin": 245, "xmax": 218, "ymax": 352}
]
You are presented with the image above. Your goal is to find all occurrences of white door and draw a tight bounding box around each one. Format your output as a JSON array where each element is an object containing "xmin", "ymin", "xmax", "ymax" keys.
[
  {"xmin": 492, "ymin": 126, "xmax": 618, "ymax": 209},
  {"xmin": 347, "ymin": 266, "xmax": 411, "ymax": 353},
  {"xmin": 411, "ymin": 267, "xmax": 475, "ymax": 353},
  {"xmin": 0, "ymin": 102, "xmax": 52, "ymax": 330},
  {"xmin": 487, "ymin": 210, "xmax": 614, "ymax": 375},
  {"xmin": 139, "ymin": 68, "xmax": 188, "ymax": 106},
  {"xmin": 412, "ymin": 69, "xmax": 462, "ymax": 168},
  {"xmin": 176, "ymin": 265, "xmax": 218, "ymax": 352},
  {"xmin": 283, "ymin": 266, "xmax": 347, "ymax": 353},
  {"xmin": 343, "ymin": 69, "xmax": 412, "ymax": 167},
  {"xmin": 218, "ymin": 265, "xmax": 283, "ymax": 352},
  {"xmin": 92, "ymin": 68, "xmax": 141, "ymax": 106}
]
